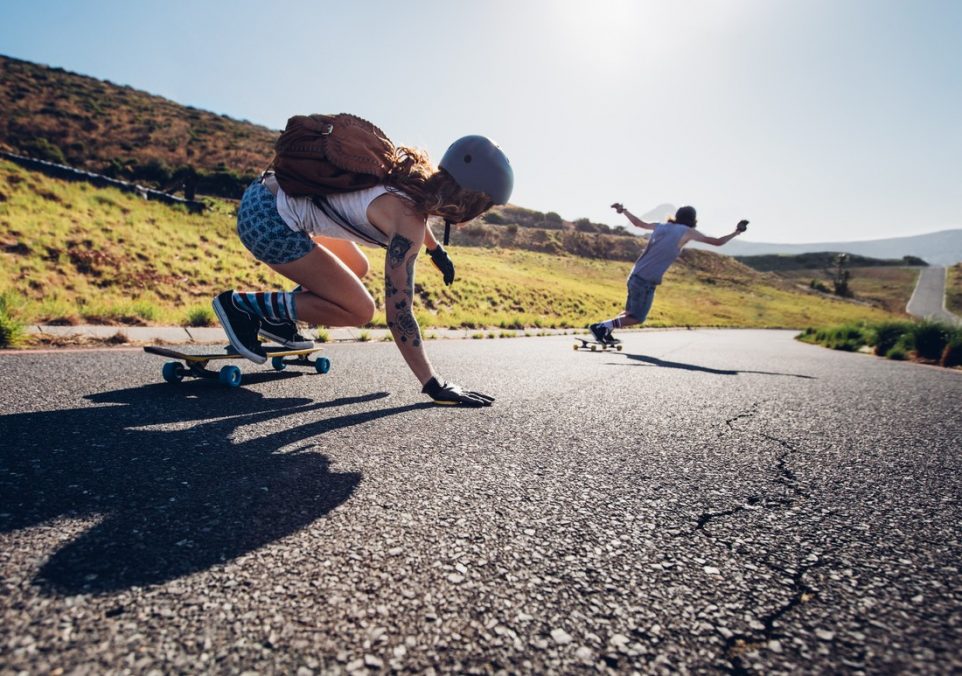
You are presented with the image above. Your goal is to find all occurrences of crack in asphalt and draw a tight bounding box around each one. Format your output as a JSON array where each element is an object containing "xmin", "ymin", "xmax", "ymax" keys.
[
  {"xmin": 700, "ymin": 403, "xmax": 836, "ymax": 673},
  {"xmin": 721, "ymin": 557, "xmax": 828, "ymax": 675}
]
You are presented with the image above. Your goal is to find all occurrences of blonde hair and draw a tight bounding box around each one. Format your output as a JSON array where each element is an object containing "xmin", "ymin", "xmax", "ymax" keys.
[{"xmin": 384, "ymin": 146, "xmax": 493, "ymax": 223}]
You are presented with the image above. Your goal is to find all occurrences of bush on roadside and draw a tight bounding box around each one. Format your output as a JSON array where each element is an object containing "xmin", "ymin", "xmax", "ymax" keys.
[
  {"xmin": 872, "ymin": 321, "xmax": 914, "ymax": 356},
  {"xmin": 185, "ymin": 306, "xmax": 215, "ymax": 327},
  {"xmin": 0, "ymin": 292, "xmax": 27, "ymax": 348},
  {"xmin": 941, "ymin": 333, "xmax": 962, "ymax": 367},
  {"xmin": 886, "ymin": 345, "xmax": 907, "ymax": 360},
  {"xmin": 909, "ymin": 320, "xmax": 952, "ymax": 361},
  {"xmin": 814, "ymin": 323, "xmax": 869, "ymax": 351}
]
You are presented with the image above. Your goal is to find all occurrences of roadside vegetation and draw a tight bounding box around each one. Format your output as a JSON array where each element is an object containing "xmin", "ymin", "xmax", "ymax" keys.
[
  {"xmin": 798, "ymin": 319, "xmax": 962, "ymax": 368},
  {"xmin": 776, "ymin": 267, "xmax": 920, "ymax": 314},
  {"xmin": 0, "ymin": 160, "xmax": 903, "ymax": 347},
  {"xmin": 946, "ymin": 264, "xmax": 962, "ymax": 315}
]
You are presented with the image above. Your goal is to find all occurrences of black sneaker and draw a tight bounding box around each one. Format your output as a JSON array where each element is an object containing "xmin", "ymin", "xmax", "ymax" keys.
[
  {"xmin": 604, "ymin": 328, "xmax": 621, "ymax": 345},
  {"xmin": 212, "ymin": 291, "xmax": 267, "ymax": 364},
  {"xmin": 259, "ymin": 319, "xmax": 315, "ymax": 350},
  {"xmin": 589, "ymin": 323, "xmax": 608, "ymax": 343}
]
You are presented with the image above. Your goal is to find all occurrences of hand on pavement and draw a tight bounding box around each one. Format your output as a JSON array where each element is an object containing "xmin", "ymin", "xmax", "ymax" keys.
[{"xmin": 422, "ymin": 377, "xmax": 494, "ymax": 407}]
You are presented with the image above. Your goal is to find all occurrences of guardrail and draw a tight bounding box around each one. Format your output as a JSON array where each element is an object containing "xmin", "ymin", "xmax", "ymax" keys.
[{"xmin": 0, "ymin": 151, "xmax": 207, "ymax": 213}]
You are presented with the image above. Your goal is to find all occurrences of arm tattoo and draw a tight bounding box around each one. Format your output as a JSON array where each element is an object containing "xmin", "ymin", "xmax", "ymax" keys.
[
  {"xmin": 388, "ymin": 234, "xmax": 414, "ymax": 269},
  {"xmin": 386, "ymin": 233, "xmax": 421, "ymax": 347}
]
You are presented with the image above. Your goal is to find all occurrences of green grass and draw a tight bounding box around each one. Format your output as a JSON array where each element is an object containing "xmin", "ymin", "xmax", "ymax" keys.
[
  {"xmin": 184, "ymin": 305, "xmax": 215, "ymax": 327},
  {"xmin": 0, "ymin": 291, "xmax": 27, "ymax": 347},
  {"xmin": 0, "ymin": 160, "xmax": 904, "ymax": 336},
  {"xmin": 801, "ymin": 319, "xmax": 962, "ymax": 367}
]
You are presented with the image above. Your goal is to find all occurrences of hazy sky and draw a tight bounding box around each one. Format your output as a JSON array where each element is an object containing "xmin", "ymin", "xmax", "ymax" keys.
[{"xmin": 1, "ymin": 0, "xmax": 960, "ymax": 242}]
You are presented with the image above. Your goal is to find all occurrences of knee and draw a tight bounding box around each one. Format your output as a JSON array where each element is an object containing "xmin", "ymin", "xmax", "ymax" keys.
[
  {"xmin": 352, "ymin": 294, "xmax": 376, "ymax": 326},
  {"xmin": 352, "ymin": 257, "xmax": 370, "ymax": 279}
]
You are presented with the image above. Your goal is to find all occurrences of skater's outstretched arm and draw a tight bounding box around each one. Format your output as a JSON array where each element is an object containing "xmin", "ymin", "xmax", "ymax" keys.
[
  {"xmin": 685, "ymin": 220, "xmax": 749, "ymax": 247},
  {"xmin": 611, "ymin": 203, "xmax": 656, "ymax": 231}
]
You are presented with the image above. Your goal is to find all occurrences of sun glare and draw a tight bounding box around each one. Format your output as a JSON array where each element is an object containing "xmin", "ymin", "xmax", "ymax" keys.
[{"xmin": 548, "ymin": 0, "xmax": 668, "ymax": 68}]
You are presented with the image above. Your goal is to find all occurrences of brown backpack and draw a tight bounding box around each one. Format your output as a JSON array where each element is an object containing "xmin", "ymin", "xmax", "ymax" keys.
[{"xmin": 271, "ymin": 113, "xmax": 396, "ymax": 196}]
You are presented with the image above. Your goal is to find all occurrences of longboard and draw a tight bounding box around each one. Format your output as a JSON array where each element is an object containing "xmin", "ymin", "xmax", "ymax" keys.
[
  {"xmin": 573, "ymin": 337, "xmax": 623, "ymax": 352},
  {"xmin": 144, "ymin": 345, "xmax": 330, "ymax": 387}
]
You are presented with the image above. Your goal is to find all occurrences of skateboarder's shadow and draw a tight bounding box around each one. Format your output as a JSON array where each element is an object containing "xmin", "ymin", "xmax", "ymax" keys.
[
  {"xmin": 615, "ymin": 352, "xmax": 815, "ymax": 379},
  {"xmin": 0, "ymin": 383, "xmax": 431, "ymax": 595}
]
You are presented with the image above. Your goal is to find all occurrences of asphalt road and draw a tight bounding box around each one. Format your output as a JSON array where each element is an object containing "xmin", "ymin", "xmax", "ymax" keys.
[
  {"xmin": 1, "ymin": 330, "xmax": 960, "ymax": 674},
  {"xmin": 907, "ymin": 266, "xmax": 961, "ymax": 325}
]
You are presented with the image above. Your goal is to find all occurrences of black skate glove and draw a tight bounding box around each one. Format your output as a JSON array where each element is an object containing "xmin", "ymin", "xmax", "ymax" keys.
[
  {"xmin": 428, "ymin": 245, "xmax": 455, "ymax": 286},
  {"xmin": 422, "ymin": 377, "xmax": 494, "ymax": 407},
  {"xmin": 736, "ymin": 220, "xmax": 749, "ymax": 233},
  {"xmin": 611, "ymin": 202, "xmax": 625, "ymax": 214}
]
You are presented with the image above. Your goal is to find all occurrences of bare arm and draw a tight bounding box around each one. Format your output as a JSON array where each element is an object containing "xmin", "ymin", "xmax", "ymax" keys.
[
  {"xmin": 611, "ymin": 203, "xmax": 656, "ymax": 231},
  {"xmin": 683, "ymin": 220, "xmax": 749, "ymax": 247},
  {"xmin": 423, "ymin": 224, "xmax": 440, "ymax": 251},
  {"xmin": 385, "ymin": 220, "xmax": 435, "ymax": 386}
]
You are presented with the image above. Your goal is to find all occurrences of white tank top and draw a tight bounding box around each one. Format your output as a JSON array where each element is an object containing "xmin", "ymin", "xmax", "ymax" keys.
[{"xmin": 272, "ymin": 177, "xmax": 397, "ymax": 248}]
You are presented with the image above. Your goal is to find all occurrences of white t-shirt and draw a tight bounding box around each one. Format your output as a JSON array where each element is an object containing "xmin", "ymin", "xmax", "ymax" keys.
[{"xmin": 274, "ymin": 181, "xmax": 395, "ymax": 248}]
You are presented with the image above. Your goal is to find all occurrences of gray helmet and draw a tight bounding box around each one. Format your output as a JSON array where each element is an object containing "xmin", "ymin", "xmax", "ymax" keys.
[{"xmin": 439, "ymin": 135, "xmax": 514, "ymax": 205}]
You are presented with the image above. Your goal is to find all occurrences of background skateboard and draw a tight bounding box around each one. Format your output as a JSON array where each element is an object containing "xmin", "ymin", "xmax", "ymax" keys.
[{"xmin": 573, "ymin": 337, "xmax": 623, "ymax": 352}]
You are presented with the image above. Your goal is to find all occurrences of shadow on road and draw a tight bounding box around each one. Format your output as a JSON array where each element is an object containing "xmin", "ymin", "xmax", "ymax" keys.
[
  {"xmin": 610, "ymin": 352, "xmax": 815, "ymax": 379},
  {"xmin": 0, "ymin": 382, "xmax": 430, "ymax": 595}
]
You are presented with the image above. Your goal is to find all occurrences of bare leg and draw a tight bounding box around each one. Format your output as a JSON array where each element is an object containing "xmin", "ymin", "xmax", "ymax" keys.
[
  {"xmin": 312, "ymin": 236, "xmax": 370, "ymax": 278},
  {"xmin": 268, "ymin": 244, "xmax": 375, "ymax": 327}
]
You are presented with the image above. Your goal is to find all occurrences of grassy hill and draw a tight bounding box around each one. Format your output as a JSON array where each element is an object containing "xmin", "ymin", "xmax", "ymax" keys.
[
  {"xmin": 0, "ymin": 160, "xmax": 899, "ymax": 333},
  {"xmin": 0, "ymin": 54, "xmax": 274, "ymax": 197},
  {"xmin": 0, "ymin": 54, "xmax": 645, "ymax": 261}
]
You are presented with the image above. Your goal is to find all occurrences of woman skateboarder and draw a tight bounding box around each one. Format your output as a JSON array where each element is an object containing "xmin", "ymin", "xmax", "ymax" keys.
[
  {"xmin": 589, "ymin": 204, "xmax": 748, "ymax": 344},
  {"xmin": 213, "ymin": 129, "xmax": 513, "ymax": 407}
]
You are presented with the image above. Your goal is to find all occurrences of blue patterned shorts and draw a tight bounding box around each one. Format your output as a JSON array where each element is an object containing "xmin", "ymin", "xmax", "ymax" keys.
[{"xmin": 236, "ymin": 181, "xmax": 315, "ymax": 264}]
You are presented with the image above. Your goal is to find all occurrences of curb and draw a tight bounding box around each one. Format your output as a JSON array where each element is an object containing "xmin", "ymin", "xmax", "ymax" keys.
[{"xmin": 24, "ymin": 325, "xmax": 580, "ymax": 345}]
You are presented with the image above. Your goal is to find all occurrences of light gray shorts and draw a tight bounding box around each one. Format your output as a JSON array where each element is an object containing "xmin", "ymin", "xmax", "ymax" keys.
[{"xmin": 626, "ymin": 275, "xmax": 657, "ymax": 322}]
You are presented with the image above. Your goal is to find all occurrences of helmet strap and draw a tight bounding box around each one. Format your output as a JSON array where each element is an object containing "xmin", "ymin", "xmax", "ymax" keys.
[{"xmin": 443, "ymin": 220, "xmax": 452, "ymax": 246}]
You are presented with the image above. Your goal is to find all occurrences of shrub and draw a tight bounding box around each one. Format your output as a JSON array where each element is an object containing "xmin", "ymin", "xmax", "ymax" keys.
[
  {"xmin": 872, "ymin": 321, "xmax": 914, "ymax": 356},
  {"xmin": 21, "ymin": 137, "xmax": 67, "ymax": 164},
  {"xmin": 886, "ymin": 346, "xmax": 907, "ymax": 361},
  {"xmin": 909, "ymin": 320, "xmax": 952, "ymax": 361},
  {"xmin": 357, "ymin": 330, "xmax": 371, "ymax": 342},
  {"xmin": 0, "ymin": 311, "xmax": 26, "ymax": 348},
  {"xmin": 814, "ymin": 323, "xmax": 869, "ymax": 351},
  {"xmin": 185, "ymin": 306, "xmax": 214, "ymax": 327},
  {"xmin": 313, "ymin": 329, "xmax": 330, "ymax": 343},
  {"xmin": 941, "ymin": 332, "xmax": 962, "ymax": 367},
  {"xmin": 0, "ymin": 293, "xmax": 26, "ymax": 348}
]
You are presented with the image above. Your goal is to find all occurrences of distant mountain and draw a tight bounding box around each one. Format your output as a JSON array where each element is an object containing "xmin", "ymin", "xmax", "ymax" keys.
[
  {"xmin": 641, "ymin": 203, "xmax": 676, "ymax": 222},
  {"xmin": 692, "ymin": 229, "xmax": 962, "ymax": 266}
]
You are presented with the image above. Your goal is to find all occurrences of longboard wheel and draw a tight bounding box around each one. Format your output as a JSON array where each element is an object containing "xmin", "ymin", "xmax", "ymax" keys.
[
  {"xmin": 162, "ymin": 361, "xmax": 185, "ymax": 383},
  {"xmin": 590, "ymin": 345, "xmax": 597, "ymax": 351},
  {"xmin": 617, "ymin": 345, "xmax": 623, "ymax": 351},
  {"xmin": 218, "ymin": 364, "xmax": 242, "ymax": 388},
  {"xmin": 572, "ymin": 343, "xmax": 579, "ymax": 351},
  {"xmin": 315, "ymin": 357, "xmax": 331, "ymax": 374},
  {"xmin": 271, "ymin": 356, "xmax": 287, "ymax": 371}
]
